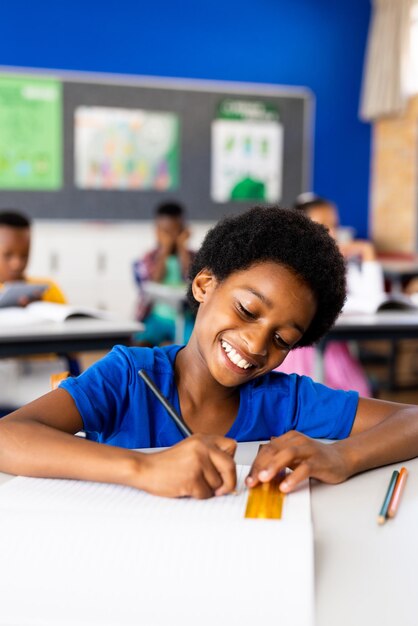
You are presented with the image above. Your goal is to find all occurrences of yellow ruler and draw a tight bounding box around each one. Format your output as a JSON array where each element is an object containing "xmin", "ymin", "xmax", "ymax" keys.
[{"xmin": 244, "ymin": 471, "xmax": 286, "ymax": 520}]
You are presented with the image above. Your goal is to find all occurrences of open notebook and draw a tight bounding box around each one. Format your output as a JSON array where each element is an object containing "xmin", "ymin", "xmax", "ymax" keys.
[
  {"xmin": 0, "ymin": 301, "xmax": 112, "ymax": 327},
  {"xmin": 0, "ymin": 466, "xmax": 314, "ymax": 626}
]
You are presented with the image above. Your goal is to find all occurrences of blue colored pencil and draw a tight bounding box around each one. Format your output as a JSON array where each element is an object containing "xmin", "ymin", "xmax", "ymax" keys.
[{"xmin": 377, "ymin": 470, "xmax": 399, "ymax": 525}]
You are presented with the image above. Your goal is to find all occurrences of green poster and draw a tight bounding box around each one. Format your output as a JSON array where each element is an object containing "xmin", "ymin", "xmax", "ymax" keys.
[{"xmin": 0, "ymin": 74, "xmax": 62, "ymax": 189}]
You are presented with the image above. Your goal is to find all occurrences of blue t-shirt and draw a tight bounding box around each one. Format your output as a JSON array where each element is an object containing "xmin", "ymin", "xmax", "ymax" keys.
[{"xmin": 60, "ymin": 344, "xmax": 359, "ymax": 448}]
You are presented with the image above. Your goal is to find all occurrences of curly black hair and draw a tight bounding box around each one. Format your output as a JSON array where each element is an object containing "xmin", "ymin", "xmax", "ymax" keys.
[{"xmin": 187, "ymin": 206, "xmax": 346, "ymax": 347}]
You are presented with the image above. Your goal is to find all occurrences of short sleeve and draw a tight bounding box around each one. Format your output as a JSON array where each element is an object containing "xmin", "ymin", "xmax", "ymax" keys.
[
  {"xmin": 28, "ymin": 277, "xmax": 67, "ymax": 304},
  {"xmin": 285, "ymin": 374, "xmax": 359, "ymax": 439},
  {"xmin": 59, "ymin": 346, "xmax": 134, "ymax": 440}
]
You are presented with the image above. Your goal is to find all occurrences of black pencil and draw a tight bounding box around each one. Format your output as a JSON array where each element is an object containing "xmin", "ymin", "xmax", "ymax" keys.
[{"xmin": 138, "ymin": 369, "xmax": 193, "ymax": 438}]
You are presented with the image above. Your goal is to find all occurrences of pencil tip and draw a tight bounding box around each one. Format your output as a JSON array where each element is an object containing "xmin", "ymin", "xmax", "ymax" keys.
[{"xmin": 377, "ymin": 515, "xmax": 386, "ymax": 525}]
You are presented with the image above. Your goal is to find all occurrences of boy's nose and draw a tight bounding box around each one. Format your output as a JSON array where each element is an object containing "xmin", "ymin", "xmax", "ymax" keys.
[{"xmin": 242, "ymin": 328, "xmax": 268, "ymax": 357}]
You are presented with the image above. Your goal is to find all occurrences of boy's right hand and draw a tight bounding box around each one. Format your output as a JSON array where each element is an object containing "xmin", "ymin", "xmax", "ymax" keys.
[{"xmin": 134, "ymin": 434, "xmax": 237, "ymax": 499}]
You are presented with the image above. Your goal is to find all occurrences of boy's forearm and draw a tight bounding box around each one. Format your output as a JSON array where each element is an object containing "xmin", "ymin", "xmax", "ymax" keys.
[
  {"xmin": 0, "ymin": 420, "xmax": 145, "ymax": 488},
  {"xmin": 335, "ymin": 406, "xmax": 418, "ymax": 476}
]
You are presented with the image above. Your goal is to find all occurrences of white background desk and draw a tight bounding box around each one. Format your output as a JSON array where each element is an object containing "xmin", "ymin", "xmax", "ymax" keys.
[
  {"xmin": 0, "ymin": 318, "xmax": 143, "ymax": 407},
  {"xmin": 0, "ymin": 318, "xmax": 142, "ymax": 358},
  {"xmin": 314, "ymin": 311, "xmax": 418, "ymax": 385},
  {"xmin": 381, "ymin": 258, "xmax": 418, "ymax": 294},
  {"xmin": 0, "ymin": 442, "xmax": 417, "ymax": 626}
]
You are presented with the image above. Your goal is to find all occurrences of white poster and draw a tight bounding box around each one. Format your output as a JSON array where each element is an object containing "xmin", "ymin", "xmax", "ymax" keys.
[{"xmin": 211, "ymin": 99, "xmax": 283, "ymax": 203}]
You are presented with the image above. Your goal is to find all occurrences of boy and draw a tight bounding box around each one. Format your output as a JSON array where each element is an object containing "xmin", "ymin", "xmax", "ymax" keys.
[
  {"xmin": 0, "ymin": 210, "xmax": 70, "ymax": 412},
  {"xmin": 133, "ymin": 201, "xmax": 195, "ymax": 345},
  {"xmin": 1, "ymin": 206, "xmax": 418, "ymax": 499},
  {"xmin": 0, "ymin": 210, "xmax": 65, "ymax": 303}
]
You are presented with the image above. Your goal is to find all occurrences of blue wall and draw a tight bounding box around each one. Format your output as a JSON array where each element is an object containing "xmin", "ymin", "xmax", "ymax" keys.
[{"xmin": 0, "ymin": 0, "xmax": 371, "ymax": 236}]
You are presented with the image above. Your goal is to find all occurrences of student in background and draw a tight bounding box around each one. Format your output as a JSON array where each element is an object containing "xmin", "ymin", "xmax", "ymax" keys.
[
  {"xmin": 0, "ymin": 210, "xmax": 76, "ymax": 414},
  {"xmin": 293, "ymin": 193, "xmax": 385, "ymax": 308},
  {"xmin": 278, "ymin": 193, "xmax": 384, "ymax": 396},
  {"xmin": 0, "ymin": 211, "xmax": 66, "ymax": 303},
  {"xmin": 133, "ymin": 201, "xmax": 195, "ymax": 346},
  {"xmin": 2, "ymin": 206, "xmax": 418, "ymax": 499}
]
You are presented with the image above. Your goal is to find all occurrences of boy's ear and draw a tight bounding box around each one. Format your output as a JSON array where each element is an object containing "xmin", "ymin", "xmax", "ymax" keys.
[{"xmin": 192, "ymin": 269, "xmax": 217, "ymax": 304}]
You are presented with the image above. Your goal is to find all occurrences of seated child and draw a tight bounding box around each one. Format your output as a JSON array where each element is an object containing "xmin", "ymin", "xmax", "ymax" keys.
[
  {"xmin": 0, "ymin": 210, "xmax": 65, "ymax": 303},
  {"xmin": 0, "ymin": 210, "xmax": 75, "ymax": 411},
  {"xmin": 1, "ymin": 206, "xmax": 418, "ymax": 499},
  {"xmin": 278, "ymin": 193, "xmax": 384, "ymax": 396},
  {"xmin": 292, "ymin": 193, "xmax": 385, "ymax": 306},
  {"xmin": 133, "ymin": 201, "xmax": 195, "ymax": 345}
]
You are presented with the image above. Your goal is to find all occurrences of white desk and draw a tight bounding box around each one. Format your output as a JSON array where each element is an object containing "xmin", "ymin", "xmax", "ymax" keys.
[
  {"xmin": 236, "ymin": 444, "xmax": 418, "ymax": 626},
  {"xmin": 0, "ymin": 442, "xmax": 417, "ymax": 626},
  {"xmin": 381, "ymin": 258, "xmax": 418, "ymax": 294},
  {"xmin": 0, "ymin": 318, "xmax": 143, "ymax": 358},
  {"xmin": 314, "ymin": 311, "xmax": 418, "ymax": 384}
]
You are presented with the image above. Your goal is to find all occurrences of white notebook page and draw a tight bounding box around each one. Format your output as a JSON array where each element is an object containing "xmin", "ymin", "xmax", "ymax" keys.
[{"xmin": 0, "ymin": 465, "xmax": 314, "ymax": 626}]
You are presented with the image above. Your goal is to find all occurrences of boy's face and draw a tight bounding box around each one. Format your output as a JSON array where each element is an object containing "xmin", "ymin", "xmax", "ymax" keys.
[
  {"xmin": 0, "ymin": 226, "xmax": 30, "ymax": 283},
  {"xmin": 155, "ymin": 216, "xmax": 185, "ymax": 252},
  {"xmin": 191, "ymin": 261, "xmax": 317, "ymax": 388},
  {"xmin": 307, "ymin": 203, "xmax": 339, "ymax": 240}
]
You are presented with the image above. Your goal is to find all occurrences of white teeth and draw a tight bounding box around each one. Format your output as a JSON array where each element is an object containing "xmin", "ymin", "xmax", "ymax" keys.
[
  {"xmin": 231, "ymin": 352, "xmax": 241, "ymax": 365},
  {"xmin": 221, "ymin": 340, "xmax": 252, "ymax": 370}
]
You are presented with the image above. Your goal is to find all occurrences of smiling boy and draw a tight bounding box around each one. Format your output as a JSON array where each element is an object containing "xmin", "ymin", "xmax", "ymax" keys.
[{"xmin": 1, "ymin": 207, "xmax": 418, "ymax": 498}]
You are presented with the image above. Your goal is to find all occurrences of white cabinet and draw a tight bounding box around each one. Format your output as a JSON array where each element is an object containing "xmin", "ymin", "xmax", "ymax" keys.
[{"xmin": 29, "ymin": 220, "xmax": 213, "ymax": 319}]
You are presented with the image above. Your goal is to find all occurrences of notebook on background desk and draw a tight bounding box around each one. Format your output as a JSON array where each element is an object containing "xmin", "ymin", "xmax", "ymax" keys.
[{"xmin": 0, "ymin": 466, "xmax": 314, "ymax": 626}]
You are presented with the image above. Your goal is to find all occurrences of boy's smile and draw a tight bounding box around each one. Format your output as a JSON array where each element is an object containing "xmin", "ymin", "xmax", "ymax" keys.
[{"xmin": 189, "ymin": 261, "xmax": 317, "ymax": 388}]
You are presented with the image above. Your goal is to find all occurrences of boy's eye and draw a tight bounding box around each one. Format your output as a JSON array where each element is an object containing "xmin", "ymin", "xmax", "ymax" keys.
[
  {"xmin": 236, "ymin": 302, "xmax": 256, "ymax": 319},
  {"xmin": 236, "ymin": 300, "xmax": 294, "ymax": 350},
  {"xmin": 274, "ymin": 334, "xmax": 291, "ymax": 350}
]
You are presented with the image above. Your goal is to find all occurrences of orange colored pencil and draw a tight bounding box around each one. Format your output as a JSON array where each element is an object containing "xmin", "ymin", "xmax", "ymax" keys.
[{"xmin": 387, "ymin": 467, "xmax": 408, "ymax": 519}]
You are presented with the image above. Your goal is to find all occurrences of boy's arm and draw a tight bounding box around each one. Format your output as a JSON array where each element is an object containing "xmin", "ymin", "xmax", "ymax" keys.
[
  {"xmin": 246, "ymin": 398, "xmax": 418, "ymax": 492},
  {"xmin": 0, "ymin": 390, "xmax": 237, "ymax": 499}
]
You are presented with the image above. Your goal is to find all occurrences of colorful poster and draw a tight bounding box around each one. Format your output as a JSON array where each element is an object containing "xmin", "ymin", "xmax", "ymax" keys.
[
  {"xmin": 0, "ymin": 74, "xmax": 62, "ymax": 189},
  {"xmin": 211, "ymin": 99, "xmax": 283, "ymax": 203},
  {"xmin": 75, "ymin": 106, "xmax": 179, "ymax": 190}
]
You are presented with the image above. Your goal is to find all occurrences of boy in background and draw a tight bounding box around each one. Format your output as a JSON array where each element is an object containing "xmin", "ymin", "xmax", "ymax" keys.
[
  {"xmin": 0, "ymin": 210, "xmax": 66, "ymax": 303},
  {"xmin": 133, "ymin": 202, "xmax": 195, "ymax": 345},
  {"xmin": 0, "ymin": 210, "xmax": 74, "ymax": 414},
  {"xmin": 278, "ymin": 193, "xmax": 383, "ymax": 395}
]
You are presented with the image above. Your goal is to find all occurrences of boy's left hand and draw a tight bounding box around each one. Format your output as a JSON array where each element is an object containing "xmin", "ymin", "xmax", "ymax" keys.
[{"xmin": 246, "ymin": 431, "xmax": 351, "ymax": 492}]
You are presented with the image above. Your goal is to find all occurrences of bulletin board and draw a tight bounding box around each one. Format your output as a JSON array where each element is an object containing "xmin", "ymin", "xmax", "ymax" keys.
[{"xmin": 0, "ymin": 68, "xmax": 313, "ymax": 220}]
